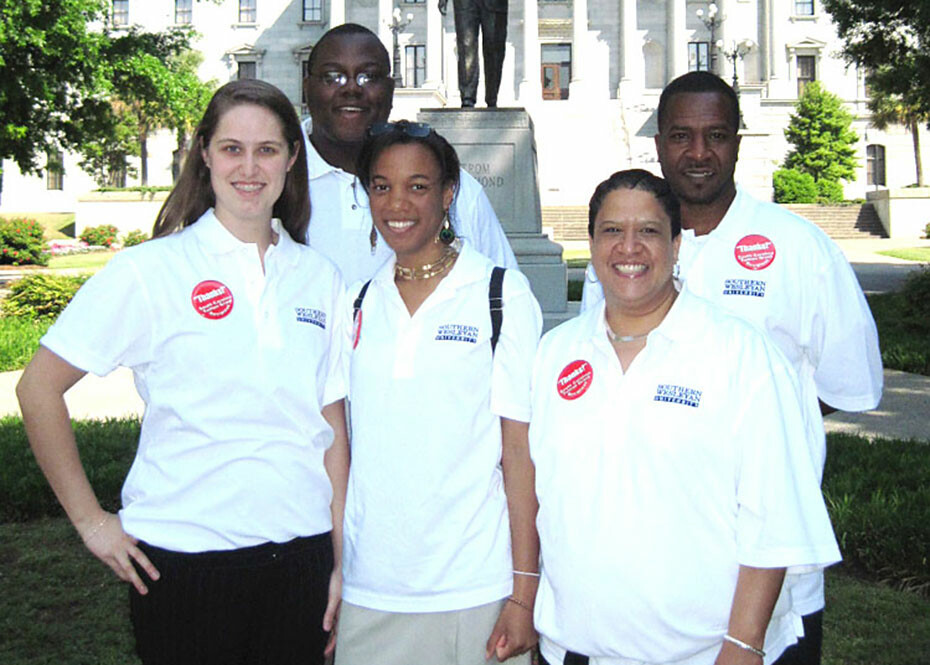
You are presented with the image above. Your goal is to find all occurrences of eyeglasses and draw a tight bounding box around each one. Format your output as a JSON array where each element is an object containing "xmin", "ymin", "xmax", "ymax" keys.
[
  {"xmin": 316, "ymin": 71, "xmax": 386, "ymax": 88},
  {"xmin": 368, "ymin": 121, "xmax": 432, "ymax": 138}
]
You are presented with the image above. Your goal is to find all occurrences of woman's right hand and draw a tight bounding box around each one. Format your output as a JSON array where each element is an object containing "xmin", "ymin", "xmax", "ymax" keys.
[{"xmin": 80, "ymin": 512, "xmax": 160, "ymax": 595}]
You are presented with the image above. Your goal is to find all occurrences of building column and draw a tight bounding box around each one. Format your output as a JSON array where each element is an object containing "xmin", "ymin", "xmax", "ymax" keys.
[
  {"xmin": 568, "ymin": 0, "xmax": 588, "ymax": 98},
  {"xmin": 378, "ymin": 0, "xmax": 393, "ymax": 59},
  {"xmin": 620, "ymin": 0, "xmax": 639, "ymax": 87},
  {"xmin": 667, "ymin": 0, "xmax": 687, "ymax": 81},
  {"xmin": 770, "ymin": 0, "xmax": 787, "ymax": 82},
  {"xmin": 329, "ymin": 0, "xmax": 345, "ymax": 27},
  {"xmin": 518, "ymin": 0, "xmax": 541, "ymax": 101},
  {"xmin": 425, "ymin": 0, "xmax": 442, "ymax": 86}
]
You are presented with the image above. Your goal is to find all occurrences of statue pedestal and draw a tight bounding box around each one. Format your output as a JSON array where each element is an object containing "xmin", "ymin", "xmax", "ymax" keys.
[{"xmin": 418, "ymin": 108, "xmax": 571, "ymax": 331}]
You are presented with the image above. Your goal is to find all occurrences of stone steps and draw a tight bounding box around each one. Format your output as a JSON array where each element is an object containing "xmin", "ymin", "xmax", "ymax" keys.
[{"xmin": 542, "ymin": 202, "xmax": 887, "ymax": 242}]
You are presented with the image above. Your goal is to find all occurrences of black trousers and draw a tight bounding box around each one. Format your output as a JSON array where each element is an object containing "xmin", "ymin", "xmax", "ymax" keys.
[
  {"xmin": 129, "ymin": 533, "xmax": 333, "ymax": 665},
  {"xmin": 772, "ymin": 610, "xmax": 823, "ymax": 665},
  {"xmin": 452, "ymin": 0, "xmax": 507, "ymax": 106}
]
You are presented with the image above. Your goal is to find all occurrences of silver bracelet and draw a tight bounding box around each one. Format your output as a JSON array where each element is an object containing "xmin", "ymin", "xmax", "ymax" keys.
[
  {"xmin": 723, "ymin": 634, "xmax": 765, "ymax": 659},
  {"xmin": 512, "ymin": 570, "xmax": 540, "ymax": 578}
]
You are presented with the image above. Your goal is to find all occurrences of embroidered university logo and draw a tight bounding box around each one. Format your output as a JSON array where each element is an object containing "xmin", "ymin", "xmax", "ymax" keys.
[
  {"xmin": 435, "ymin": 324, "xmax": 479, "ymax": 344},
  {"xmin": 295, "ymin": 307, "xmax": 326, "ymax": 329},
  {"xmin": 654, "ymin": 384, "xmax": 702, "ymax": 408},
  {"xmin": 723, "ymin": 278, "xmax": 766, "ymax": 298}
]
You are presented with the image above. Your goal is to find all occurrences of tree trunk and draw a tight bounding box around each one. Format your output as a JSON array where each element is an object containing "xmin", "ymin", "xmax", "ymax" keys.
[
  {"xmin": 911, "ymin": 117, "xmax": 924, "ymax": 187},
  {"xmin": 140, "ymin": 126, "xmax": 149, "ymax": 186}
]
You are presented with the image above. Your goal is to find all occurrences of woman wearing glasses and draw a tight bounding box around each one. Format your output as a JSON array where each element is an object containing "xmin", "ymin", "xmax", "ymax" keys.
[
  {"xmin": 334, "ymin": 121, "xmax": 541, "ymax": 665},
  {"xmin": 16, "ymin": 80, "xmax": 348, "ymax": 665}
]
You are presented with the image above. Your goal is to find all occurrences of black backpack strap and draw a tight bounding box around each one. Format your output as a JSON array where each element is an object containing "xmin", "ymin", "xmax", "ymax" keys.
[
  {"xmin": 353, "ymin": 280, "xmax": 372, "ymax": 321},
  {"xmin": 489, "ymin": 267, "xmax": 505, "ymax": 356}
]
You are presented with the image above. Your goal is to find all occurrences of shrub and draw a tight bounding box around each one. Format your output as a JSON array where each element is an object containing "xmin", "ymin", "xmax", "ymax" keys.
[
  {"xmin": 122, "ymin": 229, "xmax": 148, "ymax": 247},
  {"xmin": 79, "ymin": 224, "xmax": 119, "ymax": 248},
  {"xmin": 924, "ymin": 222, "xmax": 930, "ymax": 239},
  {"xmin": 0, "ymin": 273, "xmax": 90, "ymax": 320},
  {"xmin": 823, "ymin": 434, "xmax": 930, "ymax": 595},
  {"xmin": 773, "ymin": 168, "xmax": 817, "ymax": 203},
  {"xmin": 0, "ymin": 217, "xmax": 50, "ymax": 266},
  {"xmin": 901, "ymin": 267, "xmax": 930, "ymax": 321},
  {"xmin": 815, "ymin": 178, "xmax": 845, "ymax": 203},
  {"xmin": 0, "ymin": 416, "xmax": 140, "ymax": 522}
]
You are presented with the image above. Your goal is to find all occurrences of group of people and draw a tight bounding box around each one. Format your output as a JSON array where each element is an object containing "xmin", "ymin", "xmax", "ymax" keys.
[{"xmin": 16, "ymin": 21, "xmax": 881, "ymax": 665}]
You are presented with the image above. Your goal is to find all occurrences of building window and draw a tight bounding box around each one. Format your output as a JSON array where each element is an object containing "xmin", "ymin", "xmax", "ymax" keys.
[
  {"xmin": 112, "ymin": 0, "xmax": 129, "ymax": 26},
  {"xmin": 405, "ymin": 45, "xmax": 426, "ymax": 88},
  {"xmin": 301, "ymin": 58, "xmax": 312, "ymax": 111},
  {"xmin": 303, "ymin": 0, "xmax": 322, "ymax": 21},
  {"xmin": 238, "ymin": 61, "xmax": 257, "ymax": 79},
  {"xmin": 867, "ymin": 145, "xmax": 886, "ymax": 186},
  {"xmin": 541, "ymin": 44, "xmax": 571, "ymax": 100},
  {"xmin": 402, "ymin": 0, "xmax": 425, "ymax": 3},
  {"xmin": 797, "ymin": 55, "xmax": 816, "ymax": 96},
  {"xmin": 688, "ymin": 42, "xmax": 710, "ymax": 72},
  {"xmin": 175, "ymin": 0, "xmax": 192, "ymax": 25},
  {"xmin": 794, "ymin": 0, "xmax": 814, "ymax": 16},
  {"xmin": 46, "ymin": 152, "xmax": 64, "ymax": 191},
  {"xmin": 239, "ymin": 0, "xmax": 257, "ymax": 23}
]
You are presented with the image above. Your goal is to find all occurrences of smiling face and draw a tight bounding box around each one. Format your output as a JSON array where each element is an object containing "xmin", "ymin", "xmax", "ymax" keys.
[
  {"xmin": 201, "ymin": 103, "xmax": 298, "ymax": 237},
  {"xmin": 305, "ymin": 32, "xmax": 393, "ymax": 155},
  {"xmin": 368, "ymin": 142, "xmax": 455, "ymax": 268},
  {"xmin": 655, "ymin": 91, "xmax": 740, "ymax": 210},
  {"xmin": 589, "ymin": 187, "xmax": 681, "ymax": 318}
]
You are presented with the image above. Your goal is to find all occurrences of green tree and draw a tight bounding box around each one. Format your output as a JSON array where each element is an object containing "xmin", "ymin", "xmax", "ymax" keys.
[
  {"xmin": 822, "ymin": 1, "xmax": 930, "ymax": 119},
  {"xmin": 0, "ymin": 0, "xmax": 113, "ymax": 190},
  {"xmin": 822, "ymin": 0, "xmax": 930, "ymax": 187},
  {"xmin": 783, "ymin": 82, "xmax": 859, "ymax": 191}
]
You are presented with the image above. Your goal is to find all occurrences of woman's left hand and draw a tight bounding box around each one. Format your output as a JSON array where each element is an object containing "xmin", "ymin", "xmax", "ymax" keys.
[
  {"xmin": 485, "ymin": 599, "xmax": 538, "ymax": 662},
  {"xmin": 322, "ymin": 568, "xmax": 342, "ymax": 657}
]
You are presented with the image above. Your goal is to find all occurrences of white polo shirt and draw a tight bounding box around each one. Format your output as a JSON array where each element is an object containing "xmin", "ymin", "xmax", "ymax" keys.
[
  {"xmin": 580, "ymin": 187, "xmax": 882, "ymax": 614},
  {"xmin": 341, "ymin": 241, "xmax": 542, "ymax": 613},
  {"xmin": 530, "ymin": 291, "xmax": 841, "ymax": 665},
  {"xmin": 301, "ymin": 118, "xmax": 519, "ymax": 286},
  {"xmin": 42, "ymin": 210, "xmax": 347, "ymax": 553}
]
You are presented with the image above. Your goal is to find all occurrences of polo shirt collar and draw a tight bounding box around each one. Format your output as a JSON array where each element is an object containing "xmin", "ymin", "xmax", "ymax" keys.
[
  {"xmin": 190, "ymin": 208, "xmax": 301, "ymax": 268},
  {"xmin": 369, "ymin": 239, "xmax": 488, "ymax": 294},
  {"xmin": 694, "ymin": 185, "xmax": 750, "ymax": 243},
  {"xmin": 587, "ymin": 284, "xmax": 690, "ymax": 347},
  {"xmin": 302, "ymin": 117, "xmax": 352, "ymax": 181}
]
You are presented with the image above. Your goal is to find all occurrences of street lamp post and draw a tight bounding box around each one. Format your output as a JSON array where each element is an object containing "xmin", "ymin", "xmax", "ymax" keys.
[
  {"xmin": 388, "ymin": 7, "xmax": 414, "ymax": 88},
  {"xmin": 721, "ymin": 39, "xmax": 755, "ymax": 128},
  {"xmin": 696, "ymin": 3, "xmax": 723, "ymax": 74}
]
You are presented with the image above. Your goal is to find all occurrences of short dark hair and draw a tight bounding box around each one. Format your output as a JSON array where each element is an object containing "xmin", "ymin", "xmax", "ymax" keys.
[
  {"xmin": 152, "ymin": 79, "xmax": 310, "ymax": 243},
  {"xmin": 588, "ymin": 169, "xmax": 681, "ymax": 238},
  {"xmin": 657, "ymin": 71, "xmax": 740, "ymax": 133},
  {"xmin": 356, "ymin": 121, "xmax": 461, "ymax": 220},
  {"xmin": 306, "ymin": 23, "xmax": 390, "ymax": 75}
]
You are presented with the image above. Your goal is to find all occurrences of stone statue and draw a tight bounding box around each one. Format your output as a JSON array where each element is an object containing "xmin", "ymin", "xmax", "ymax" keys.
[{"xmin": 439, "ymin": 0, "xmax": 508, "ymax": 108}]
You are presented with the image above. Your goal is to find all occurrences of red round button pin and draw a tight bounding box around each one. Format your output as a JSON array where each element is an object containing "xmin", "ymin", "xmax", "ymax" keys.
[
  {"xmin": 557, "ymin": 360, "xmax": 594, "ymax": 400},
  {"xmin": 734, "ymin": 234, "xmax": 776, "ymax": 270},
  {"xmin": 191, "ymin": 280, "xmax": 234, "ymax": 320}
]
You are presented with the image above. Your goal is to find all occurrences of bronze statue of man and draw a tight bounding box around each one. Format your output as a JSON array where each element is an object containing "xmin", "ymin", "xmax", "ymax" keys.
[{"xmin": 439, "ymin": 0, "xmax": 508, "ymax": 108}]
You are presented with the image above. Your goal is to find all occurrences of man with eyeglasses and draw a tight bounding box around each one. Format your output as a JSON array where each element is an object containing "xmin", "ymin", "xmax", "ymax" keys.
[{"xmin": 302, "ymin": 23, "xmax": 517, "ymax": 285}]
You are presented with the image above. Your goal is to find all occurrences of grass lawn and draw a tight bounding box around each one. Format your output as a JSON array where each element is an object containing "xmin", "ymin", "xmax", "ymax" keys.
[
  {"xmin": 866, "ymin": 291, "xmax": 930, "ymax": 376},
  {"xmin": 0, "ymin": 213, "xmax": 75, "ymax": 240},
  {"xmin": 876, "ymin": 247, "xmax": 930, "ymax": 262},
  {"xmin": 48, "ymin": 251, "xmax": 115, "ymax": 271},
  {"xmin": 0, "ymin": 516, "xmax": 926, "ymax": 665},
  {"xmin": 0, "ymin": 317, "xmax": 50, "ymax": 372}
]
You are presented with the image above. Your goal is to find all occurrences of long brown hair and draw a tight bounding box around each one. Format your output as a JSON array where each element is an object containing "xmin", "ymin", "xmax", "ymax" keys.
[{"xmin": 152, "ymin": 79, "xmax": 310, "ymax": 243}]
